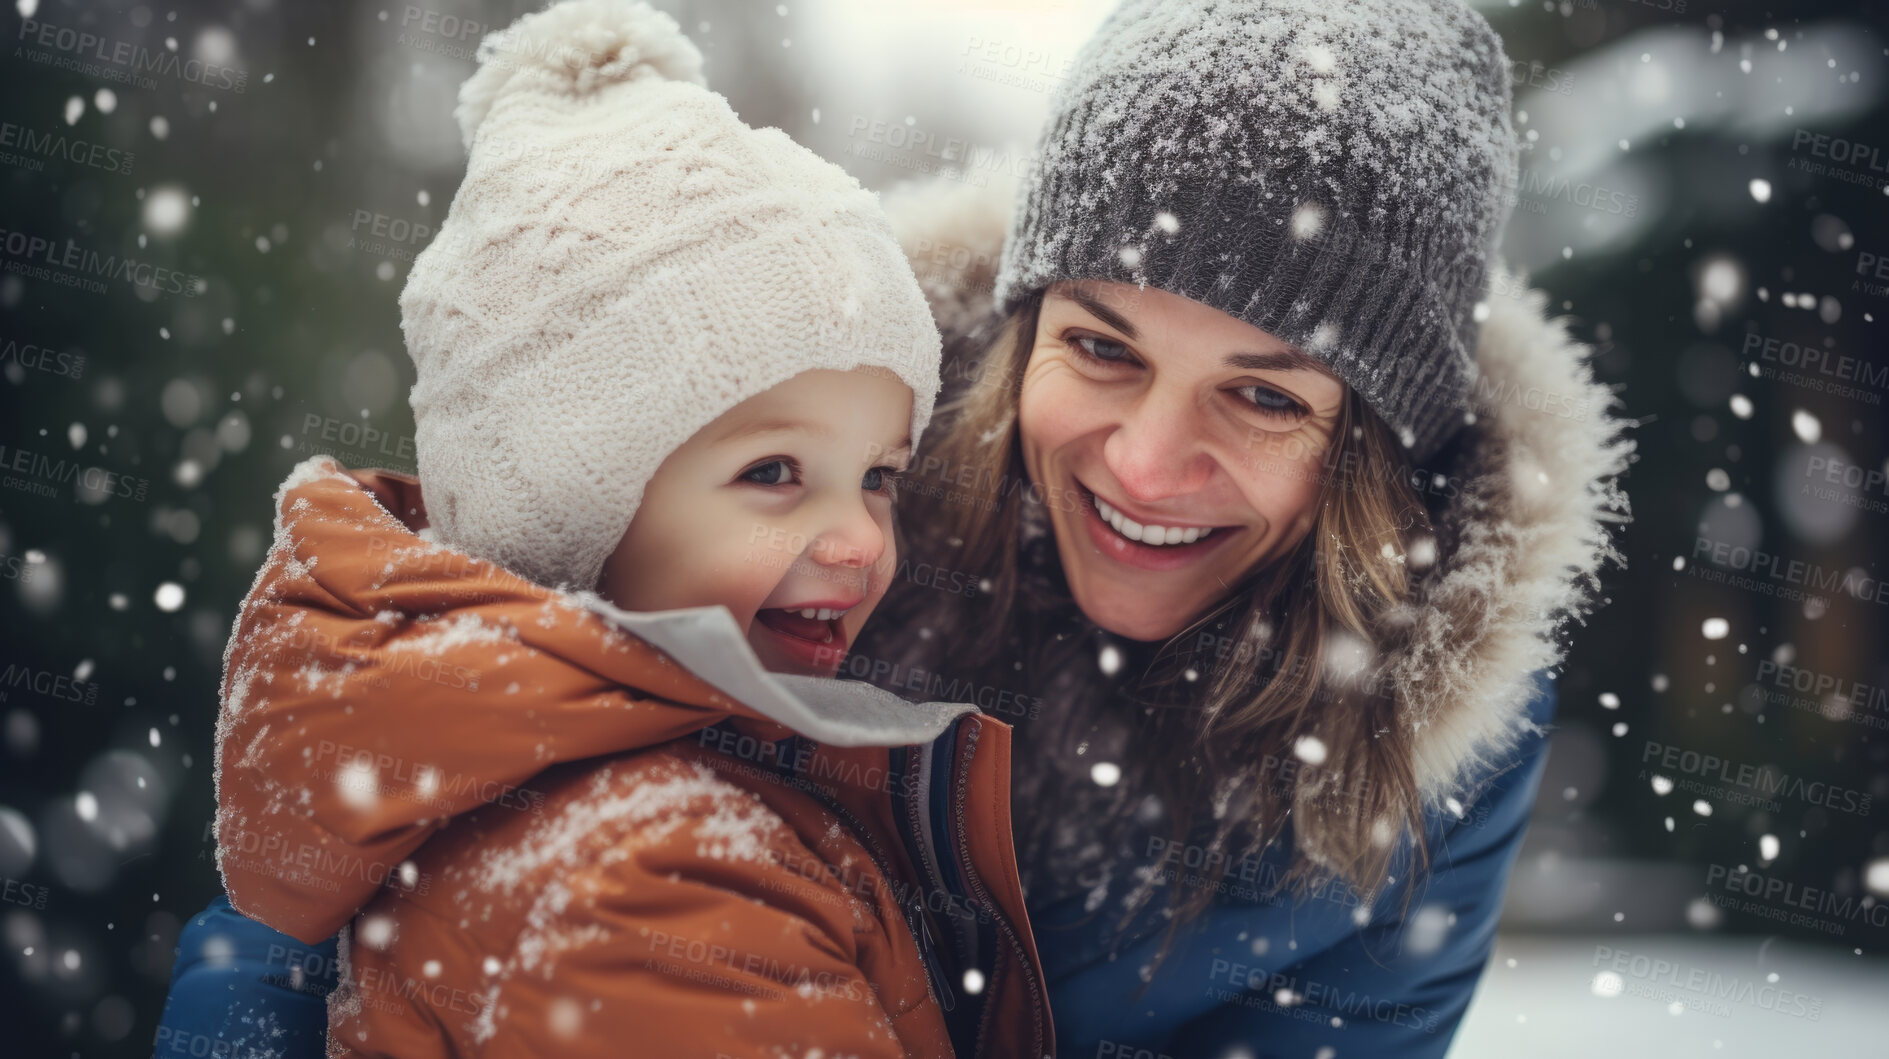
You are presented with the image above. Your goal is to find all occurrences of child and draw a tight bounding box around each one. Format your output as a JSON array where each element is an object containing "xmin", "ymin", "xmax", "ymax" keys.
[{"xmin": 178, "ymin": 2, "xmax": 1050, "ymax": 1056}]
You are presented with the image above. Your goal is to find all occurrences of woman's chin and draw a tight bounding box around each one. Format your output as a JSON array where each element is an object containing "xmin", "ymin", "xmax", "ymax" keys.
[{"xmin": 1067, "ymin": 577, "xmax": 1195, "ymax": 644}]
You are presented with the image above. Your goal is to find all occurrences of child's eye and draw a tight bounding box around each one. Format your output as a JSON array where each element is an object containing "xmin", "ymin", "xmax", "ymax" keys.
[
  {"xmin": 1234, "ymin": 385, "xmax": 1310, "ymax": 421},
  {"xmin": 862, "ymin": 466, "xmax": 901, "ymax": 497},
  {"xmin": 739, "ymin": 459, "xmax": 800, "ymax": 487}
]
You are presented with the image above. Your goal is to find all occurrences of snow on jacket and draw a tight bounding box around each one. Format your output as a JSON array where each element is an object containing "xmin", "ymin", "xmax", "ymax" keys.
[
  {"xmin": 876, "ymin": 175, "xmax": 1633, "ymax": 1055},
  {"xmin": 211, "ymin": 456, "xmax": 1052, "ymax": 1058}
]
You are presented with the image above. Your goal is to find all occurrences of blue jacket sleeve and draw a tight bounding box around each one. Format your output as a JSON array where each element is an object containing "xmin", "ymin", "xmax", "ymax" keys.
[
  {"xmin": 1169, "ymin": 675, "xmax": 1556, "ymax": 1058},
  {"xmin": 153, "ymin": 894, "xmax": 336, "ymax": 1059}
]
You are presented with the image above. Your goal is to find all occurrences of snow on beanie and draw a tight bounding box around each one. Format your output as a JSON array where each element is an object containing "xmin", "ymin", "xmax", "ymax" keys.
[
  {"xmin": 400, "ymin": 0, "xmax": 942, "ymax": 592},
  {"xmin": 993, "ymin": 0, "xmax": 1520, "ymax": 460}
]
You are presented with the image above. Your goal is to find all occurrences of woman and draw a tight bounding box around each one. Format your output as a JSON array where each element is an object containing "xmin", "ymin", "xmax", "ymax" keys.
[{"xmin": 859, "ymin": 0, "xmax": 1632, "ymax": 1053}]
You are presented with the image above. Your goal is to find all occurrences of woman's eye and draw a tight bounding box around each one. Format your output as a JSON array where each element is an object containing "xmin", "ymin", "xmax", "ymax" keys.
[
  {"xmin": 740, "ymin": 459, "xmax": 797, "ymax": 486},
  {"xmin": 1068, "ymin": 333, "xmax": 1133, "ymax": 364},
  {"xmin": 1236, "ymin": 385, "xmax": 1309, "ymax": 420}
]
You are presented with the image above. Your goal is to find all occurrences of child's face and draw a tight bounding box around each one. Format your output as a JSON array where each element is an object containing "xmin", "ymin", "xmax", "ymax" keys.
[{"xmin": 598, "ymin": 368, "xmax": 914, "ymax": 678}]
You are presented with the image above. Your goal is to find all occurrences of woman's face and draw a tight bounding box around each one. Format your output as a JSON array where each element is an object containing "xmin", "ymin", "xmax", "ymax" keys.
[{"xmin": 1018, "ymin": 281, "xmax": 1346, "ymax": 642}]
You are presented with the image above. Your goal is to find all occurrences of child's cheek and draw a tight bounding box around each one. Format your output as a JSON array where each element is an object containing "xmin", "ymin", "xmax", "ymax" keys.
[{"xmin": 846, "ymin": 571, "xmax": 894, "ymax": 644}]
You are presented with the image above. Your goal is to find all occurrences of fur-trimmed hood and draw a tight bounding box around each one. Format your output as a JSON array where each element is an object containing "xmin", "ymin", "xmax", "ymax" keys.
[{"xmin": 878, "ymin": 176, "xmax": 1633, "ymax": 808}]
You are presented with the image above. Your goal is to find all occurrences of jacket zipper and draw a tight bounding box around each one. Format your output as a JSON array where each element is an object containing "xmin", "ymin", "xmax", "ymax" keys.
[
  {"xmin": 953, "ymin": 720, "xmax": 1048, "ymax": 1058},
  {"xmin": 901, "ymin": 742, "xmax": 964, "ymax": 1016}
]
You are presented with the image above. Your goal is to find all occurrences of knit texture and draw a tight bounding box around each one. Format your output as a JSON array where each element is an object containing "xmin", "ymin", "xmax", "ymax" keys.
[
  {"xmin": 401, "ymin": 0, "xmax": 942, "ymax": 592},
  {"xmin": 994, "ymin": 0, "xmax": 1520, "ymax": 459}
]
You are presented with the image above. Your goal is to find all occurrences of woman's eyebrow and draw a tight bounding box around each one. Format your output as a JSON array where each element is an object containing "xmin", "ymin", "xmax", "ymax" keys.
[
  {"xmin": 1223, "ymin": 349, "xmax": 1329, "ymax": 374},
  {"xmin": 1064, "ymin": 286, "xmax": 1141, "ymax": 340}
]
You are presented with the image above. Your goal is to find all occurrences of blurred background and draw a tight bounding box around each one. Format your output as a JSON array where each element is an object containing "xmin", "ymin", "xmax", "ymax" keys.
[{"xmin": 1, "ymin": 0, "xmax": 1886, "ymax": 1055}]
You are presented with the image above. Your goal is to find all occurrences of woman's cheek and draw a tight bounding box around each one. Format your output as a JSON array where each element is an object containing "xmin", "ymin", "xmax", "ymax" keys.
[
  {"xmin": 1233, "ymin": 426, "xmax": 1326, "ymax": 538},
  {"xmin": 1018, "ymin": 355, "xmax": 1095, "ymax": 463}
]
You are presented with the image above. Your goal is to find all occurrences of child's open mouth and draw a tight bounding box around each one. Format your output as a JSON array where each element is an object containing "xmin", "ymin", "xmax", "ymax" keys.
[{"xmin": 752, "ymin": 602, "xmax": 856, "ymax": 671}]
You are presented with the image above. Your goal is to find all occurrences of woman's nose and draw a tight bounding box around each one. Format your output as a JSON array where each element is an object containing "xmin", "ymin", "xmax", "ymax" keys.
[{"xmin": 1102, "ymin": 389, "xmax": 1217, "ymax": 503}]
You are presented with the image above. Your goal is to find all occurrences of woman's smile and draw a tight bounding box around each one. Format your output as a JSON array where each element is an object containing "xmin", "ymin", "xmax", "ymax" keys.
[{"xmin": 1073, "ymin": 478, "xmax": 1242, "ymax": 572}]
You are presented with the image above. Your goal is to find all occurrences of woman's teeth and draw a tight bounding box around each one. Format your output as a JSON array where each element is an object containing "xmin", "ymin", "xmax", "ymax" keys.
[
  {"xmin": 1093, "ymin": 496, "xmax": 1208, "ymax": 546},
  {"xmin": 793, "ymin": 607, "xmax": 846, "ymax": 621}
]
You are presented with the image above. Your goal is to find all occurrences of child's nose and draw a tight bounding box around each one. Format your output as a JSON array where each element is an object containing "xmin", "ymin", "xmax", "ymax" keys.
[{"xmin": 807, "ymin": 501, "xmax": 887, "ymax": 570}]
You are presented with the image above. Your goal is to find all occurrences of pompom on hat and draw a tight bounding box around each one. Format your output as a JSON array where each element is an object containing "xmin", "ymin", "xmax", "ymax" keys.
[{"xmin": 401, "ymin": 0, "xmax": 941, "ymax": 592}]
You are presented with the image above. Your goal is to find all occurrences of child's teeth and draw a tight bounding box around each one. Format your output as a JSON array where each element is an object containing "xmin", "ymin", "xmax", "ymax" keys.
[{"xmin": 1093, "ymin": 495, "xmax": 1207, "ymax": 547}]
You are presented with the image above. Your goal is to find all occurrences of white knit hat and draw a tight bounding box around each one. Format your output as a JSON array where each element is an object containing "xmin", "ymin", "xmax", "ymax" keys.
[{"xmin": 400, "ymin": 0, "xmax": 942, "ymax": 592}]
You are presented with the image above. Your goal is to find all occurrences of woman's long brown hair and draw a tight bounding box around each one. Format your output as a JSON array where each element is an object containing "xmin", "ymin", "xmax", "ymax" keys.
[{"xmin": 872, "ymin": 286, "xmax": 1439, "ymax": 960}]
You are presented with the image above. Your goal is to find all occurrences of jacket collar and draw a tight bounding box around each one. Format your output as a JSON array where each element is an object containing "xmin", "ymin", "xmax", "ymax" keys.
[{"xmin": 261, "ymin": 457, "xmax": 977, "ymax": 750}]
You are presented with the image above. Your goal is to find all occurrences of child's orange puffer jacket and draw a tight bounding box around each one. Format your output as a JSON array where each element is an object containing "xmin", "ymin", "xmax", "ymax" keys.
[{"xmin": 214, "ymin": 456, "xmax": 1052, "ymax": 1058}]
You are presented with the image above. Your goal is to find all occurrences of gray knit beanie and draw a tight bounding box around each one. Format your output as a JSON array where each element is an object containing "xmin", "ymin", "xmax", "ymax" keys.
[{"xmin": 994, "ymin": 0, "xmax": 1520, "ymax": 460}]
